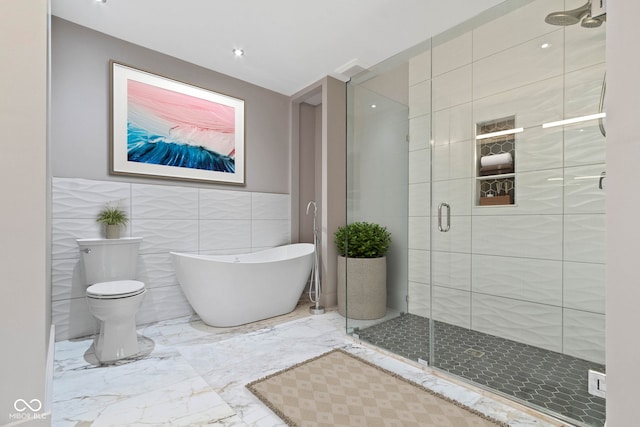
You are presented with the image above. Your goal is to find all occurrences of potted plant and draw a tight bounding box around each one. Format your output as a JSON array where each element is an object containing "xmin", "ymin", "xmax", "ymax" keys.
[
  {"xmin": 334, "ymin": 221, "xmax": 391, "ymax": 320},
  {"xmin": 96, "ymin": 203, "xmax": 128, "ymax": 239}
]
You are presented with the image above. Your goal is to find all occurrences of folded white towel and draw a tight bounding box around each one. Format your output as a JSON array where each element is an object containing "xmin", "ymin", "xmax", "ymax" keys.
[{"xmin": 480, "ymin": 152, "xmax": 513, "ymax": 167}]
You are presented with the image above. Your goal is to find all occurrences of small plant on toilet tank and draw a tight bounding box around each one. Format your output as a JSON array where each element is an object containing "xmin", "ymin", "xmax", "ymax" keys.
[{"xmin": 96, "ymin": 203, "xmax": 128, "ymax": 239}]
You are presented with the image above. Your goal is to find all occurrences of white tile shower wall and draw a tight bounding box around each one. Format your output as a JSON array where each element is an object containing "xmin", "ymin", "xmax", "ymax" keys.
[
  {"xmin": 407, "ymin": 71, "xmax": 432, "ymax": 309},
  {"xmin": 432, "ymin": 65, "xmax": 472, "ymax": 112},
  {"xmin": 563, "ymin": 309, "xmax": 605, "ymax": 364},
  {"xmin": 408, "ymin": 281, "xmax": 430, "ymax": 318},
  {"xmin": 433, "ymin": 103, "xmax": 473, "ymax": 145},
  {"xmin": 565, "ymin": 64, "xmax": 607, "ymax": 119},
  {"xmin": 431, "ymin": 215, "xmax": 472, "ymax": 254},
  {"xmin": 473, "ymin": 30, "xmax": 564, "ymax": 101},
  {"xmin": 564, "ymin": 20, "xmax": 606, "ymax": 73},
  {"xmin": 472, "ymin": 215, "xmax": 563, "ymax": 260},
  {"xmin": 408, "ymin": 217, "xmax": 429, "ymax": 251},
  {"xmin": 504, "ymin": 168, "xmax": 564, "ymax": 214},
  {"xmin": 471, "ymin": 169, "xmax": 565, "ymax": 216},
  {"xmin": 431, "ymin": 252, "xmax": 471, "ymax": 291},
  {"xmin": 432, "ymin": 140, "xmax": 475, "ymax": 181},
  {"xmin": 409, "ymin": 114, "xmax": 431, "ymax": 152},
  {"xmin": 473, "ymin": 77, "xmax": 564, "ymax": 130},
  {"xmin": 432, "ymin": 286, "xmax": 470, "ymax": 329},
  {"xmin": 408, "ymin": 49, "xmax": 431, "ymax": 87},
  {"xmin": 406, "ymin": 3, "xmax": 607, "ymax": 363},
  {"xmin": 51, "ymin": 177, "xmax": 291, "ymax": 341},
  {"xmin": 472, "ymin": 293, "xmax": 562, "ymax": 353},
  {"xmin": 432, "ymin": 32, "xmax": 472, "ymax": 77},
  {"xmin": 564, "ymin": 164, "xmax": 607, "ymax": 214},
  {"xmin": 563, "ymin": 214, "xmax": 606, "ymax": 264},
  {"xmin": 513, "ymin": 126, "xmax": 564, "ymax": 173},
  {"xmin": 564, "ymin": 124, "xmax": 607, "ymax": 167},
  {"xmin": 408, "ymin": 148, "xmax": 430, "ymax": 184},
  {"xmin": 408, "ymin": 183, "xmax": 430, "ymax": 216},
  {"xmin": 472, "ymin": 0, "xmax": 559, "ymax": 61},
  {"xmin": 472, "ymin": 254, "xmax": 562, "ymax": 306},
  {"xmin": 431, "ymin": 179, "xmax": 473, "ymax": 216},
  {"xmin": 563, "ymin": 262, "xmax": 605, "ymax": 314},
  {"xmin": 408, "ymin": 249, "xmax": 430, "ymax": 285},
  {"xmin": 408, "ymin": 80, "xmax": 431, "ymax": 119}
]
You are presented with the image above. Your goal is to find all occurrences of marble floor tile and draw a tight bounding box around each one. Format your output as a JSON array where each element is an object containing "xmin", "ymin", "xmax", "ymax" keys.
[{"xmin": 52, "ymin": 305, "xmax": 569, "ymax": 426}]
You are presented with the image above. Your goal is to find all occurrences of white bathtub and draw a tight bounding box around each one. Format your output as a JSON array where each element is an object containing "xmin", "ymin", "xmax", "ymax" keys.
[{"xmin": 171, "ymin": 243, "xmax": 314, "ymax": 327}]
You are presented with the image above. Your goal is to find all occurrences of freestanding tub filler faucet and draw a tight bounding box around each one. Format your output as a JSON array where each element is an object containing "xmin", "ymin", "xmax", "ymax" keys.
[{"xmin": 306, "ymin": 201, "xmax": 325, "ymax": 315}]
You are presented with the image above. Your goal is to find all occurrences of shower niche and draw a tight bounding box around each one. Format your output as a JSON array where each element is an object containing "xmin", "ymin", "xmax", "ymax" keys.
[{"xmin": 475, "ymin": 116, "xmax": 516, "ymax": 206}]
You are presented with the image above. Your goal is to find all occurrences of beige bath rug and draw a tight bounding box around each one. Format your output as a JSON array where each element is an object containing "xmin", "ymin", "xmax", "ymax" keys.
[{"xmin": 247, "ymin": 349, "xmax": 509, "ymax": 427}]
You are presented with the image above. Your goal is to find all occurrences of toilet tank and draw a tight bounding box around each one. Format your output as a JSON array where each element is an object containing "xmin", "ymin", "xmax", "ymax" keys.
[{"xmin": 77, "ymin": 237, "xmax": 143, "ymax": 284}]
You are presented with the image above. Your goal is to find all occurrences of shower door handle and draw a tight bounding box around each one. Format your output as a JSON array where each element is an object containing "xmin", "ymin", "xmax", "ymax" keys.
[{"xmin": 438, "ymin": 203, "xmax": 451, "ymax": 232}]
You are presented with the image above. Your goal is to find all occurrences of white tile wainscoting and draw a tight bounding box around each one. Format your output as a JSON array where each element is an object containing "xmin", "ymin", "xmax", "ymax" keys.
[{"xmin": 51, "ymin": 177, "xmax": 291, "ymax": 341}]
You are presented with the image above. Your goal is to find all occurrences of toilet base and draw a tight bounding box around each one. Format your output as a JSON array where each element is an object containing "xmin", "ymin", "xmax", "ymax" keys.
[
  {"xmin": 93, "ymin": 315, "xmax": 140, "ymax": 363},
  {"xmin": 87, "ymin": 290, "xmax": 146, "ymax": 363}
]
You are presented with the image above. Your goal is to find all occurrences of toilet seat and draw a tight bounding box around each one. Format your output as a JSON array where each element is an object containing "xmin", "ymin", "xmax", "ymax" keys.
[{"xmin": 87, "ymin": 280, "xmax": 145, "ymax": 299}]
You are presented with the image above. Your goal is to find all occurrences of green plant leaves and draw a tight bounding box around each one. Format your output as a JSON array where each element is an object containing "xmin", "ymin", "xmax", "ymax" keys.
[
  {"xmin": 96, "ymin": 206, "xmax": 128, "ymax": 226},
  {"xmin": 334, "ymin": 221, "xmax": 391, "ymax": 258}
]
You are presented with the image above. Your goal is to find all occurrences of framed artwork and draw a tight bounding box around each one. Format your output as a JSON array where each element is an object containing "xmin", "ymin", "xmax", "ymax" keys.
[{"xmin": 110, "ymin": 61, "xmax": 245, "ymax": 184}]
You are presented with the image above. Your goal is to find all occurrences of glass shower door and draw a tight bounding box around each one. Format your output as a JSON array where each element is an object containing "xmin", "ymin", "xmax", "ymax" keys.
[{"xmin": 427, "ymin": 2, "xmax": 607, "ymax": 425}]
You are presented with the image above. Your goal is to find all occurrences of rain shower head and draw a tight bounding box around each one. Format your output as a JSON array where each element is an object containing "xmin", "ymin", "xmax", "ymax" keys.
[
  {"xmin": 545, "ymin": 1, "xmax": 590, "ymax": 26},
  {"xmin": 581, "ymin": 15, "xmax": 604, "ymax": 28}
]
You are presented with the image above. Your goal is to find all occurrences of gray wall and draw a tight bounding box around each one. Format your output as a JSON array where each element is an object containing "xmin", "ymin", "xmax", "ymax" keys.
[
  {"xmin": 606, "ymin": 0, "xmax": 640, "ymax": 425},
  {"xmin": 0, "ymin": 1, "xmax": 50, "ymax": 425},
  {"xmin": 298, "ymin": 103, "xmax": 319, "ymax": 244},
  {"xmin": 291, "ymin": 77, "xmax": 346, "ymax": 309},
  {"xmin": 321, "ymin": 77, "xmax": 347, "ymax": 308},
  {"xmin": 51, "ymin": 17, "xmax": 291, "ymax": 194}
]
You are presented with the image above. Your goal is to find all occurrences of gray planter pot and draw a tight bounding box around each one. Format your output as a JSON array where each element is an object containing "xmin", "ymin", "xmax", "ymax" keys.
[
  {"xmin": 105, "ymin": 224, "xmax": 121, "ymax": 239},
  {"xmin": 337, "ymin": 255, "xmax": 387, "ymax": 320}
]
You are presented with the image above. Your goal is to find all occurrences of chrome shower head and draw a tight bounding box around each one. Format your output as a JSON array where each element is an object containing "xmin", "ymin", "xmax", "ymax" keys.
[{"xmin": 545, "ymin": 1, "xmax": 590, "ymax": 26}]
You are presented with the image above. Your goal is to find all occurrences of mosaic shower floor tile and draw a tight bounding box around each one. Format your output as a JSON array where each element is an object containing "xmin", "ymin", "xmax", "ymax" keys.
[{"xmin": 356, "ymin": 313, "xmax": 606, "ymax": 427}]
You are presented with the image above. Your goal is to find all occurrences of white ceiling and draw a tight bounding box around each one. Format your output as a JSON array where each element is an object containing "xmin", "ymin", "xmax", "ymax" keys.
[{"xmin": 51, "ymin": 0, "xmax": 505, "ymax": 96}]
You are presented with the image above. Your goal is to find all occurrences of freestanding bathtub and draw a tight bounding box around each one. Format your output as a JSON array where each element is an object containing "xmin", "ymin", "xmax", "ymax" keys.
[{"xmin": 171, "ymin": 243, "xmax": 314, "ymax": 327}]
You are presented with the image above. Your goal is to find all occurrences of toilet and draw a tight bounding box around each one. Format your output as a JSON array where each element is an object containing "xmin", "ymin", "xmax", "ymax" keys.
[{"xmin": 77, "ymin": 237, "xmax": 146, "ymax": 363}]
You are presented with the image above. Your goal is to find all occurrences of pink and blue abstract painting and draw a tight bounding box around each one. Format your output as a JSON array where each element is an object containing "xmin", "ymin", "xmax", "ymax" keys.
[
  {"xmin": 127, "ymin": 80, "xmax": 236, "ymax": 173},
  {"xmin": 111, "ymin": 62, "xmax": 245, "ymax": 184}
]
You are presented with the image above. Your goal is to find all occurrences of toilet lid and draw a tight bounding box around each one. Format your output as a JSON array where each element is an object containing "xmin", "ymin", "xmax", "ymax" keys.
[{"xmin": 87, "ymin": 280, "xmax": 145, "ymax": 299}]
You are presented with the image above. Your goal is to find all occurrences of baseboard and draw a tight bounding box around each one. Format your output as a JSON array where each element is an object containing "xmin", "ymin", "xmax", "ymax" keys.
[{"xmin": 44, "ymin": 324, "xmax": 55, "ymax": 415}]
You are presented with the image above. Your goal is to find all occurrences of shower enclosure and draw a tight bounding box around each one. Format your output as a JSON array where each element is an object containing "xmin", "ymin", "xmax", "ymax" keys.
[{"xmin": 344, "ymin": 1, "xmax": 606, "ymax": 426}]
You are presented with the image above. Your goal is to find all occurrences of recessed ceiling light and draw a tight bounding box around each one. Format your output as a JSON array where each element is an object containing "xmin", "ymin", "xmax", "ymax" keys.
[
  {"xmin": 96, "ymin": 0, "xmax": 106, "ymax": 3},
  {"xmin": 541, "ymin": 43, "xmax": 551, "ymax": 49},
  {"xmin": 371, "ymin": 104, "xmax": 377, "ymax": 108},
  {"xmin": 233, "ymin": 48, "xmax": 244, "ymax": 57}
]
